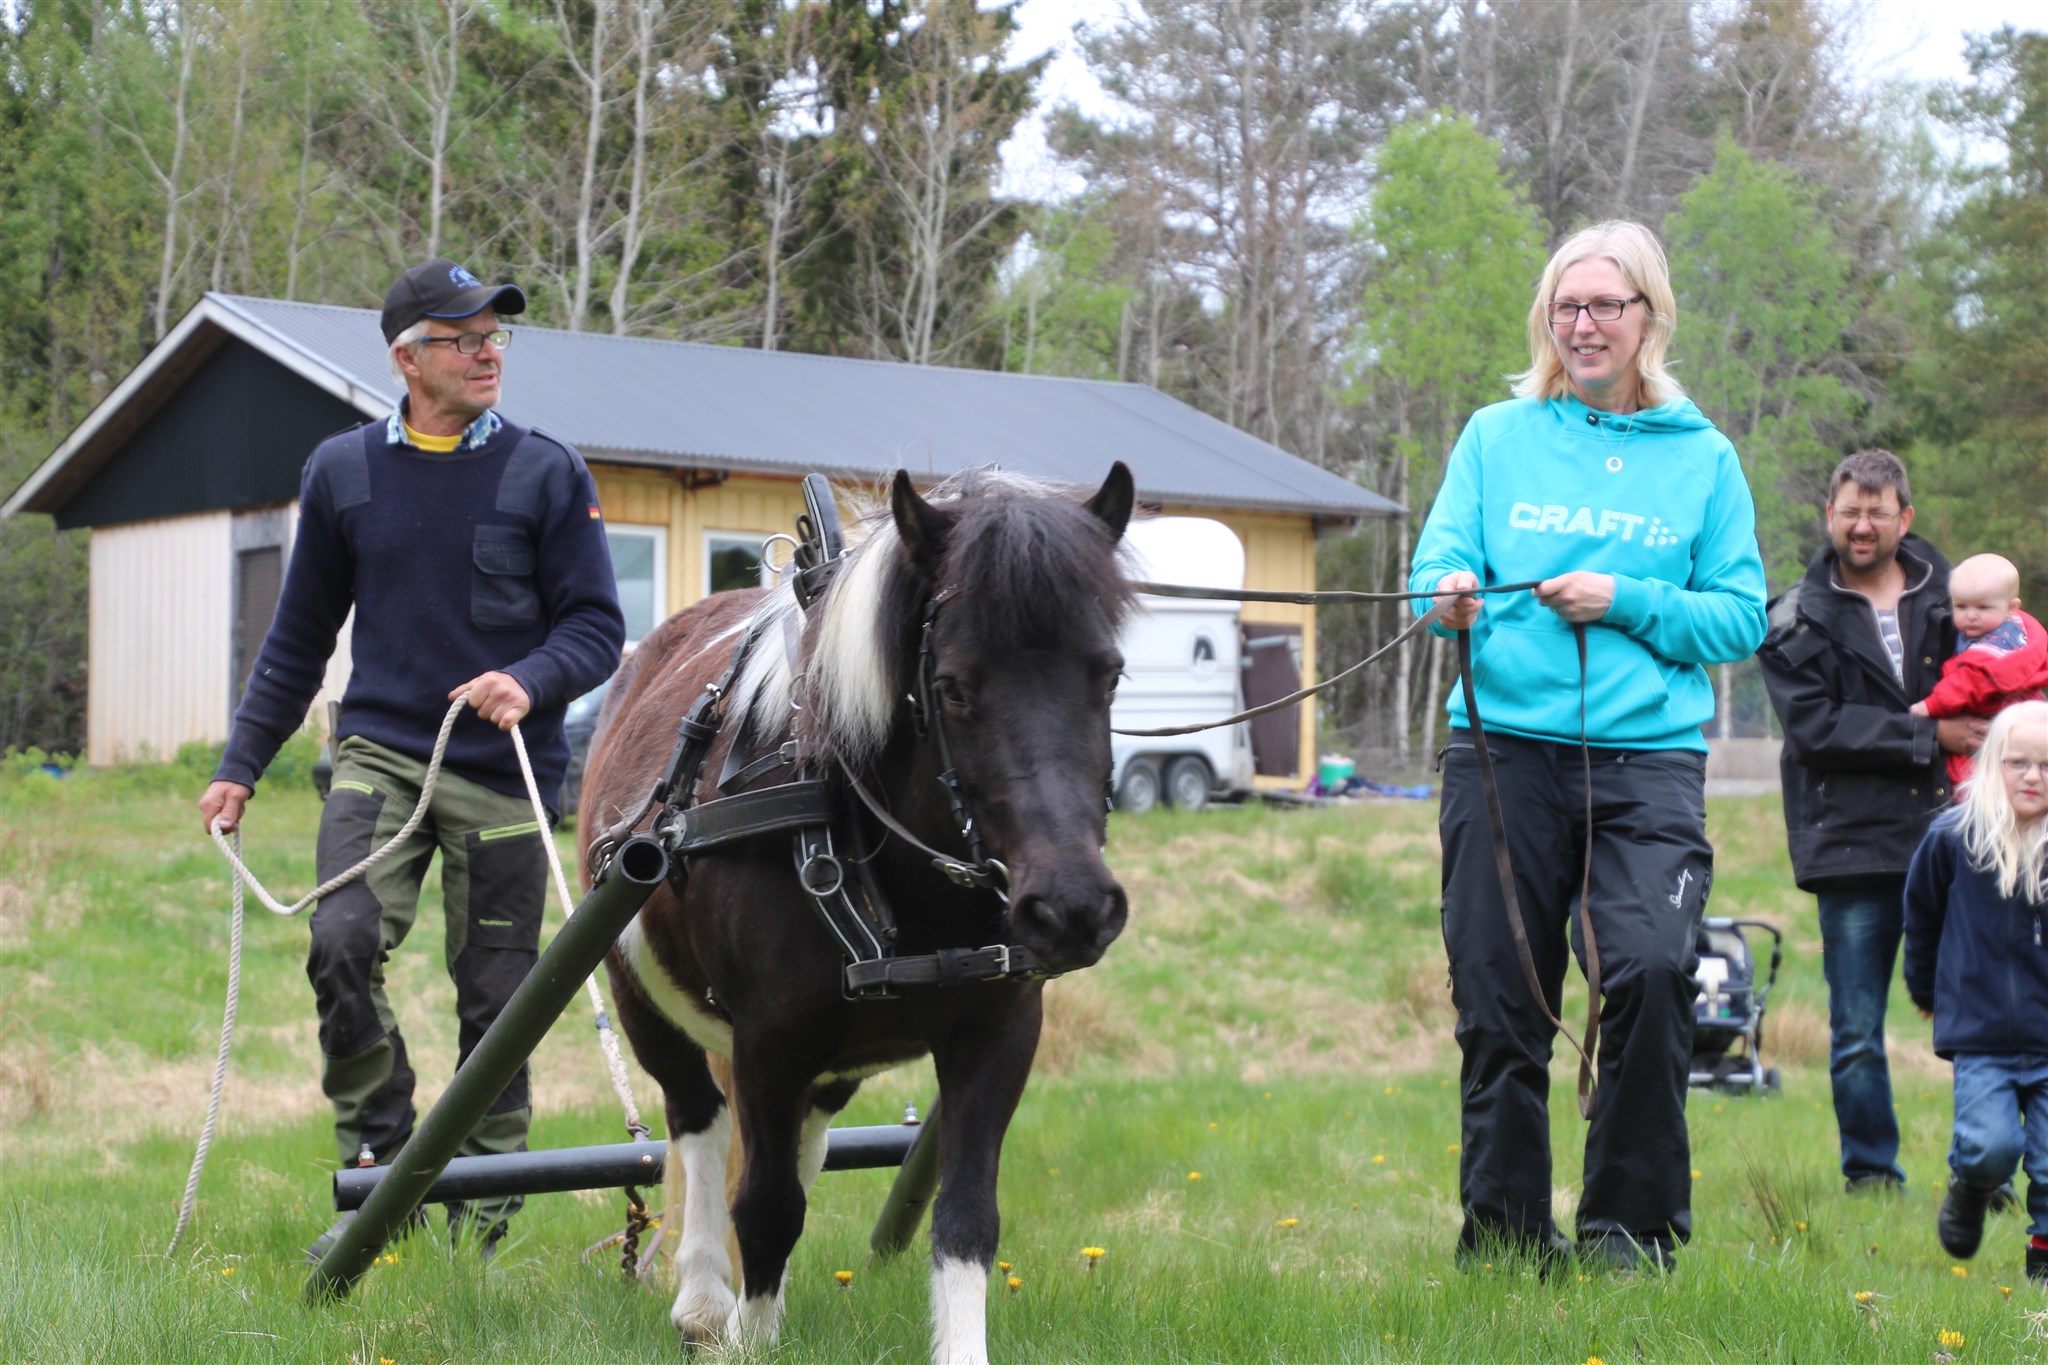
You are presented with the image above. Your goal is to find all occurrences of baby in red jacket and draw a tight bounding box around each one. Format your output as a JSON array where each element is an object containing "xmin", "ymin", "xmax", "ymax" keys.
[{"xmin": 1912, "ymin": 553, "xmax": 2048, "ymax": 795}]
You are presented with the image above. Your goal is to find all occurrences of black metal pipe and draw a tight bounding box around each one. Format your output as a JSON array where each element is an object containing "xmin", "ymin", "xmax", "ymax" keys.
[
  {"xmin": 306, "ymin": 834, "xmax": 670, "ymax": 1302},
  {"xmin": 333, "ymin": 1125, "xmax": 922, "ymax": 1210}
]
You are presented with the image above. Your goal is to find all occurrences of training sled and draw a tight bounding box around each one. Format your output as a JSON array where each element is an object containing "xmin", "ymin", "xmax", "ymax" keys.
[{"xmin": 302, "ymin": 830, "xmax": 944, "ymax": 1301}]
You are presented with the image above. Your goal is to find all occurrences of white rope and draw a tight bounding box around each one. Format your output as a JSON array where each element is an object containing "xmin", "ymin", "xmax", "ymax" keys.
[{"xmin": 168, "ymin": 693, "xmax": 648, "ymax": 1257}]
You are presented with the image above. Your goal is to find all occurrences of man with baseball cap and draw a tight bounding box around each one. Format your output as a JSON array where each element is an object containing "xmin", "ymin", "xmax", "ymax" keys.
[{"xmin": 199, "ymin": 259, "xmax": 624, "ymax": 1263}]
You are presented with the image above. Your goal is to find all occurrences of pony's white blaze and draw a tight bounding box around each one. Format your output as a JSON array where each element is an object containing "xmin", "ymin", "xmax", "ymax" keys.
[
  {"xmin": 616, "ymin": 916, "xmax": 735, "ymax": 1055},
  {"xmin": 668, "ymin": 1112, "xmax": 736, "ymax": 1342},
  {"xmin": 930, "ymin": 1256, "xmax": 990, "ymax": 1365}
]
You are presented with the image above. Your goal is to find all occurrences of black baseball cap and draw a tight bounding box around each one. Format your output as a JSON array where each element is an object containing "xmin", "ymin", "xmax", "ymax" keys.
[{"xmin": 380, "ymin": 258, "xmax": 526, "ymax": 344}]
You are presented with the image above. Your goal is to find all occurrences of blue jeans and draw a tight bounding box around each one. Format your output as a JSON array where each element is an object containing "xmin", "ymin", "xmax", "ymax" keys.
[
  {"xmin": 1952, "ymin": 1054, "xmax": 2048, "ymax": 1238},
  {"xmin": 1817, "ymin": 877, "xmax": 1906, "ymax": 1185}
]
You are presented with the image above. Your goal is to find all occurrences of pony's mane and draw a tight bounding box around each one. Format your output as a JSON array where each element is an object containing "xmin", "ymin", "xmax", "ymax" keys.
[{"xmin": 727, "ymin": 468, "xmax": 1135, "ymax": 767}]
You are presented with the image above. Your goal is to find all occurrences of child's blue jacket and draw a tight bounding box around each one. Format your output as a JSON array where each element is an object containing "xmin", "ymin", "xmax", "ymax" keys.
[
  {"xmin": 1904, "ymin": 812, "xmax": 2048, "ymax": 1058},
  {"xmin": 1408, "ymin": 394, "xmax": 1767, "ymax": 751}
]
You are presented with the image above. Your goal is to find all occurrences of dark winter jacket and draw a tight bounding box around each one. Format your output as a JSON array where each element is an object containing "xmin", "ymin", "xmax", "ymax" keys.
[
  {"xmin": 1757, "ymin": 536, "xmax": 1955, "ymax": 890},
  {"xmin": 1904, "ymin": 812, "xmax": 2048, "ymax": 1059}
]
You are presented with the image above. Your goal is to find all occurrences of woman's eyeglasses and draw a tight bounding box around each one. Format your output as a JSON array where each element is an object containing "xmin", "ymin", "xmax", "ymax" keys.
[
  {"xmin": 2001, "ymin": 758, "xmax": 2048, "ymax": 778},
  {"xmin": 1548, "ymin": 295, "xmax": 1645, "ymax": 326}
]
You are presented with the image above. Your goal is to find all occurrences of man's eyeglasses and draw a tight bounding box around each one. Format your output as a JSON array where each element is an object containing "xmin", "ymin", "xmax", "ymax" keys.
[
  {"xmin": 2002, "ymin": 758, "xmax": 2048, "ymax": 778},
  {"xmin": 415, "ymin": 329, "xmax": 512, "ymax": 355},
  {"xmin": 1831, "ymin": 507, "xmax": 1900, "ymax": 528},
  {"xmin": 1548, "ymin": 294, "xmax": 1645, "ymax": 326}
]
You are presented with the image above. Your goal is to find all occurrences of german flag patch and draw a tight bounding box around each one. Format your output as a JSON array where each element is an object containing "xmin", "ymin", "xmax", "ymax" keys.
[{"xmin": 588, "ymin": 505, "xmax": 602, "ymax": 520}]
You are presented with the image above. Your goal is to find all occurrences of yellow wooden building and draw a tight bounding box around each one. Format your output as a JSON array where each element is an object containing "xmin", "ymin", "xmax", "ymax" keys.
[{"xmin": 2, "ymin": 294, "xmax": 1397, "ymax": 784}]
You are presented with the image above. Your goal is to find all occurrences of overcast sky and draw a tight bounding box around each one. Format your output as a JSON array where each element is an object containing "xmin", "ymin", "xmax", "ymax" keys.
[{"xmin": 995, "ymin": 0, "xmax": 2047, "ymax": 199}]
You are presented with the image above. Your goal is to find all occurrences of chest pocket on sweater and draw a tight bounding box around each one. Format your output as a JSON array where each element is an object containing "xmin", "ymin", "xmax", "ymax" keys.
[{"xmin": 472, "ymin": 526, "xmax": 540, "ymax": 630}]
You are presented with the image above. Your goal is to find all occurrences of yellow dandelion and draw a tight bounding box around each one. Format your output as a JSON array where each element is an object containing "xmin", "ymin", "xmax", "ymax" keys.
[
  {"xmin": 998, "ymin": 1261, "xmax": 1012, "ymax": 1273},
  {"xmin": 1276, "ymin": 1217, "xmax": 1301, "ymax": 1229},
  {"xmin": 220, "ymin": 1267, "xmax": 235, "ymax": 1277},
  {"xmin": 2002, "ymin": 1285, "xmax": 2014, "ymax": 1297},
  {"xmin": 1006, "ymin": 1275, "xmax": 1022, "ymax": 1293},
  {"xmin": 1382, "ymin": 1333, "xmax": 1397, "ymax": 1343},
  {"xmin": 1586, "ymin": 1357, "xmax": 1606, "ymax": 1365},
  {"xmin": 1372, "ymin": 1154, "xmax": 1387, "ymax": 1164},
  {"xmin": 1446, "ymin": 1144, "xmax": 1461, "ymax": 1153},
  {"xmin": 1795, "ymin": 1221, "xmax": 1807, "ymax": 1232},
  {"xmin": 1577, "ymin": 1274, "xmax": 1592, "ymax": 1284},
  {"xmin": 1439, "ymin": 1078, "xmax": 1451, "ymax": 1087},
  {"xmin": 1383, "ymin": 1085, "xmax": 1395, "ymax": 1095},
  {"xmin": 1264, "ymin": 1092, "xmax": 1273, "ymax": 1100},
  {"xmin": 1690, "ymin": 1169, "xmax": 1703, "ymax": 1179},
  {"xmin": 834, "ymin": 1270, "xmax": 853, "ymax": 1288},
  {"xmin": 381, "ymin": 1359, "xmax": 395, "ymax": 1365},
  {"xmin": 1208, "ymin": 1121, "xmax": 1219, "ymax": 1130},
  {"xmin": 1855, "ymin": 1291, "xmax": 1875, "ymax": 1304},
  {"xmin": 1081, "ymin": 1246, "xmax": 1105, "ymax": 1270},
  {"xmin": 1351, "ymin": 1201, "xmax": 1360, "ymax": 1210},
  {"xmin": 1187, "ymin": 1171, "xmax": 1203, "ymax": 1181},
  {"xmin": 1952, "ymin": 1265, "xmax": 1970, "ymax": 1278},
  {"xmin": 1939, "ymin": 1329, "xmax": 1966, "ymax": 1348}
]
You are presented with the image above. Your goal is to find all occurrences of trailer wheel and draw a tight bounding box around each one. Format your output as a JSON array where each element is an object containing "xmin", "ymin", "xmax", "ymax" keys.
[
  {"xmin": 1164, "ymin": 756, "xmax": 1212, "ymax": 812},
  {"xmin": 1115, "ymin": 759, "xmax": 1161, "ymax": 814}
]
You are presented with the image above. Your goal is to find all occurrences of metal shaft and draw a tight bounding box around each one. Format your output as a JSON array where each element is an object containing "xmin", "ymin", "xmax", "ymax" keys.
[
  {"xmin": 305, "ymin": 834, "xmax": 670, "ymax": 1302},
  {"xmin": 870, "ymin": 1096, "xmax": 941, "ymax": 1258},
  {"xmin": 333, "ymin": 1124, "xmax": 921, "ymax": 1211}
]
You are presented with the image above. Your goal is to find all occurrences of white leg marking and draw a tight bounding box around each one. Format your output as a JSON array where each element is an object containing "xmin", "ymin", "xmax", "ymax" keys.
[
  {"xmin": 729, "ymin": 1287, "xmax": 785, "ymax": 1349},
  {"xmin": 930, "ymin": 1256, "xmax": 990, "ymax": 1365},
  {"xmin": 797, "ymin": 1105, "xmax": 832, "ymax": 1195},
  {"xmin": 668, "ymin": 1111, "xmax": 737, "ymax": 1343}
]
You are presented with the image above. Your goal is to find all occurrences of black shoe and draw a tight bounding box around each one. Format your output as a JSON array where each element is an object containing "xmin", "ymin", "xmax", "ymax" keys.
[
  {"xmin": 1577, "ymin": 1232, "xmax": 1676, "ymax": 1276},
  {"xmin": 1938, "ymin": 1177, "xmax": 1995, "ymax": 1259},
  {"xmin": 1989, "ymin": 1182, "xmax": 2021, "ymax": 1214},
  {"xmin": 2027, "ymin": 1243, "xmax": 2048, "ymax": 1286},
  {"xmin": 303, "ymin": 1206, "xmax": 428, "ymax": 1265},
  {"xmin": 1845, "ymin": 1172, "xmax": 1907, "ymax": 1197},
  {"xmin": 1455, "ymin": 1225, "xmax": 1574, "ymax": 1279}
]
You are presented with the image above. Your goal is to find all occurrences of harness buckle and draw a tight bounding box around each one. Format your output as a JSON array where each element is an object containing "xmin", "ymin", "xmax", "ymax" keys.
[{"xmin": 984, "ymin": 943, "xmax": 1011, "ymax": 977}]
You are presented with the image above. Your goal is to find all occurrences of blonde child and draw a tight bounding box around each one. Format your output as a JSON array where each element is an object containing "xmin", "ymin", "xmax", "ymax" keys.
[
  {"xmin": 1905, "ymin": 700, "xmax": 2048, "ymax": 1281},
  {"xmin": 1910, "ymin": 553, "xmax": 2048, "ymax": 795}
]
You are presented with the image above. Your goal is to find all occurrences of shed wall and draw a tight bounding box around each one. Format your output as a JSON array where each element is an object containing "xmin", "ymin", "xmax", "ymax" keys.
[{"xmin": 90, "ymin": 513, "xmax": 233, "ymax": 765}]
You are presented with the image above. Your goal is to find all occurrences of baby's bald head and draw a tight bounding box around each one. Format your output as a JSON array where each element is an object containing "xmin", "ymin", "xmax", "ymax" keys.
[{"xmin": 1950, "ymin": 553, "xmax": 2023, "ymax": 639}]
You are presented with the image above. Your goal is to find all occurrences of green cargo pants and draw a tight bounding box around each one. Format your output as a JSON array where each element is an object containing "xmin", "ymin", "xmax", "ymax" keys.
[{"xmin": 308, "ymin": 736, "xmax": 549, "ymax": 1238}]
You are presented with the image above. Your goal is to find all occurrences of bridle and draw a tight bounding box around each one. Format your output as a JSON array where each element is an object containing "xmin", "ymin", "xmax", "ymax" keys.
[{"xmin": 844, "ymin": 585, "xmax": 1011, "ymax": 901}]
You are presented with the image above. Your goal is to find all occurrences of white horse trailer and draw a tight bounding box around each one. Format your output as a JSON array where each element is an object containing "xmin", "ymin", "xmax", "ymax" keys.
[{"xmin": 1111, "ymin": 517, "xmax": 1256, "ymax": 813}]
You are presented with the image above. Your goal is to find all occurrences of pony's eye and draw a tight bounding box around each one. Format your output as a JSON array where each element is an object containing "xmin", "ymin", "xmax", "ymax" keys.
[{"xmin": 935, "ymin": 677, "xmax": 969, "ymax": 710}]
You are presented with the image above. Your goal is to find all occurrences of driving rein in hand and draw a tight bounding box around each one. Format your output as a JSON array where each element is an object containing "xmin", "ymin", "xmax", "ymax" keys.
[{"xmin": 1118, "ymin": 579, "xmax": 1603, "ymax": 1122}]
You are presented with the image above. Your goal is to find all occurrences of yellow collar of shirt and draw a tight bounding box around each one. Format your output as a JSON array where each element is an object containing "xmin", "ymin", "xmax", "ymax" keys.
[{"xmin": 402, "ymin": 420, "xmax": 464, "ymax": 453}]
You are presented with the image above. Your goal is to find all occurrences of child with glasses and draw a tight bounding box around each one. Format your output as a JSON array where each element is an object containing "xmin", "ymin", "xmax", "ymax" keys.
[
  {"xmin": 1910, "ymin": 554, "xmax": 2048, "ymax": 797},
  {"xmin": 1906, "ymin": 700, "xmax": 2048, "ymax": 1282}
]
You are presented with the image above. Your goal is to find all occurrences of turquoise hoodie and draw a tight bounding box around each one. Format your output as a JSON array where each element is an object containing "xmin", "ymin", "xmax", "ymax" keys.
[{"xmin": 1407, "ymin": 394, "xmax": 1767, "ymax": 751}]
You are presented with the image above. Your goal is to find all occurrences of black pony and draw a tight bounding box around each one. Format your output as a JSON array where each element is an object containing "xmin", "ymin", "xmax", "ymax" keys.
[{"xmin": 582, "ymin": 465, "xmax": 1136, "ymax": 1361}]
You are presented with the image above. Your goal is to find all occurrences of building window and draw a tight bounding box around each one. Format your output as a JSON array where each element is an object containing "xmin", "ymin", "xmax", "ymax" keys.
[
  {"xmin": 705, "ymin": 531, "xmax": 773, "ymax": 595},
  {"xmin": 606, "ymin": 526, "xmax": 667, "ymax": 644}
]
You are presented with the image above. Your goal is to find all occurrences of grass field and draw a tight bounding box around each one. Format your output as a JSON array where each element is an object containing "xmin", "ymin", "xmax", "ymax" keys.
[{"xmin": 4, "ymin": 752, "xmax": 2046, "ymax": 1363}]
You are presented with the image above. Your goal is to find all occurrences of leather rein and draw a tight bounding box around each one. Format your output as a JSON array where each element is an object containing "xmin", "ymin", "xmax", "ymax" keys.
[{"xmin": 1120, "ymin": 578, "xmax": 1602, "ymax": 1121}]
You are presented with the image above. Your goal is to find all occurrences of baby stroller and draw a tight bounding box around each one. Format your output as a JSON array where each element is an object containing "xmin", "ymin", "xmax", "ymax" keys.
[{"xmin": 1688, "ymin": 916, "xmax": 1784, "ymax": 1096}]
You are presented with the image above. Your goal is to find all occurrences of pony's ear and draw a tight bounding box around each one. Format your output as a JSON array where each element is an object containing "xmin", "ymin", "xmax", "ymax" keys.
[
  {"xmin": 891, "ymin": 470, "xmax": 956, "ymax": 569},
  {"xmin": 1085, "ymin": 461, "xmax": 1135, "ymax": 540}
]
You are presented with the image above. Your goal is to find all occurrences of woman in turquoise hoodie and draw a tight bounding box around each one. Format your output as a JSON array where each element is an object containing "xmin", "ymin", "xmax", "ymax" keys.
[{"xmin": 1410, "ymin": 220, "xmax": 1767, "ymax": 1274}]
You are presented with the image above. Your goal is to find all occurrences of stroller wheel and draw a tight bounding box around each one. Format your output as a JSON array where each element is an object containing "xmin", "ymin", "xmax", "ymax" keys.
[{"xmin": 1762, "ymin": 1066, "xmax": 1782, "ymax": 1096}]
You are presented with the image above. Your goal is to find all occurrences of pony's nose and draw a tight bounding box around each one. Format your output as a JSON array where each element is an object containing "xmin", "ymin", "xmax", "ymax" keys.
[{"xmin": 1014, "ymin": 882, "xmax": 1127, "ymax": 971}]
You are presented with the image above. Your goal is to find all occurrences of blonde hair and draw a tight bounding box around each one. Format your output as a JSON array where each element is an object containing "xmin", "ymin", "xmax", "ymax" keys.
[
  {"xmin": 1956, "ymin": 699, "xmax": 2048, "ymax": 904},
  {"xmin": 1950, "ymin": 552, "xmax": 2022, "ymax": 604},
  {"xmin": 1511, "ymin": 220, "xmax": 1684, "ymax": 407}
]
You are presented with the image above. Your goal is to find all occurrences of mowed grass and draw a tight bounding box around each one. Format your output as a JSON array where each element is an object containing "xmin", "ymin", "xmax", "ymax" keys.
[{"xmin": 3, "ymin": 757, "xmax": 2045, "ymax": 1362}]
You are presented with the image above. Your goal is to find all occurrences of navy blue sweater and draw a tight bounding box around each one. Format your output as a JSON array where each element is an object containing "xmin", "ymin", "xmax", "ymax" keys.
[
  {"xmin": 1903, "ymin": 812, "xmax": 2048, "ymax": 1058},
  {"xmin": 215, "ymin": 416, "xmax": 624, "ymax": 812}
]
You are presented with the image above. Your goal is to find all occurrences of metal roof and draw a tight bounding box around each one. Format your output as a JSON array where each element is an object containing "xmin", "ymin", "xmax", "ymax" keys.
[{"xmin": 5, "ymin": 292, "xmax": 1399, "ymax": 522}]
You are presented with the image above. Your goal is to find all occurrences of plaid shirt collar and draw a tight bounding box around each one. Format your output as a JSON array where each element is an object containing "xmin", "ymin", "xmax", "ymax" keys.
[{"xmin": 385, "ymin": 401, "xmax": 502, "ymax": 452}]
